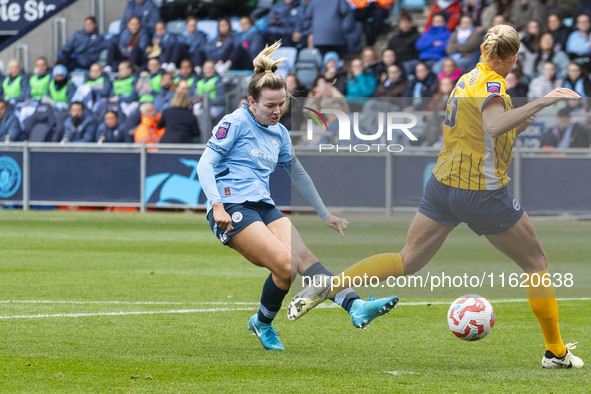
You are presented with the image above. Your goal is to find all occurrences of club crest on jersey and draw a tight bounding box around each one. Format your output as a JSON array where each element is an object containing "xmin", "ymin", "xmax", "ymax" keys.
[
  {"xmin": 272, "ymin": 138, "xmax": 279, "ymax": 149},
  {"xmin": 513, "ymin": 198, "xmax": 520, "ymax": 211},
  {"xmin": 232, "ymin": 212, "xmax": 243, "ymax": 223},
  {"xmin": 216, "ymin": 122, "xmax": 231, "ymax": 139},
  {"xmin": 486, "ymin": 82, "xmax": 501, "ymax": 94}
]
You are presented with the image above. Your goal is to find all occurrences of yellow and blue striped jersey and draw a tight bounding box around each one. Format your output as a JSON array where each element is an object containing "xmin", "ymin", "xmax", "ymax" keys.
[{"xmin": 433, "ymin": 62, "xmax": 516, "ymax": 190}]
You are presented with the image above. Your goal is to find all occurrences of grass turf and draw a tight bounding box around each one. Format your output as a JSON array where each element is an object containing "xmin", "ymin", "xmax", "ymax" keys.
[{"xmin": 0, "ymin": 210, "xmax": 589, "ymax": 392}]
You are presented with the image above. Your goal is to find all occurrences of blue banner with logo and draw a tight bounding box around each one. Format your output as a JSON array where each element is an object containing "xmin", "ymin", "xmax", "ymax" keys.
[
  {"xmin": 30, "ymin": 151, "xmax": 140, "ymax": 202},
  {"xmin": 0, "ymin": 0, "xmax": 77, "ymax": 51},
  {"xmin": 0, "ymin": 153, "xmax": 23, "ymax": 201}
]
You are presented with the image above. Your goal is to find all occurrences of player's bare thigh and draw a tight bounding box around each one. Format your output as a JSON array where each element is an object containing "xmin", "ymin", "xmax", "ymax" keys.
[
  {"xmin": 227, "ymin": 221, "xmax": 293, "ymax": 288},
  {"xmin": 485, "ymin": 211, "xmax": 547, "ymax": 274},
  {"xmin": 267, "ymin": 217, "xmax": 318, "ymax": 275},
  {"xmin": 400, "ymin": 212, "xmax": 455, "ymax": 274}
]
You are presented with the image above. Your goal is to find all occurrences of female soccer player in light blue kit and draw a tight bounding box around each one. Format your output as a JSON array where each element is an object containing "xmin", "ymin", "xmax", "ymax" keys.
[{"xmin": 197, "ymin": 42, "xmax": 398, "ymax": 351}]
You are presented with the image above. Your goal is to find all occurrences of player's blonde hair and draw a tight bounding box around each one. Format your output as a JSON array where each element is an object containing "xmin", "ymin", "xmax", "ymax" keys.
[
  {"xmin": 481, "ymin": 25, "xmax": 520, "ymax": 62},
  {"xmin": 248, "ymin": 41, "xmax": 287, "ymax": 103}
]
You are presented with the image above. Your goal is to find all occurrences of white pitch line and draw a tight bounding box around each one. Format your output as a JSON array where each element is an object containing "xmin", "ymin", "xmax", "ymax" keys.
[{"xmin": 0, "ymin": 307, "xmax": 255, "ymax": 320}]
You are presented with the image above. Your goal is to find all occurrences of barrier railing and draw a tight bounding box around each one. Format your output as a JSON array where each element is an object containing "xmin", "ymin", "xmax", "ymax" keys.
[{"xmin": 1, "ymin": 143, "xmax": 590, "ymax": 215}]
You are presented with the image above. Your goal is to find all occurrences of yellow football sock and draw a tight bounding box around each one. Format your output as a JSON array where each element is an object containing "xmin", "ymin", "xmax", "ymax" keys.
[
  {"xmin": 525, "ymin": 270, "xmax": 565, "ymax": 357},
  {"xmin": 328, "ymin": 253, "xmax": 404, "ymax": 297}
]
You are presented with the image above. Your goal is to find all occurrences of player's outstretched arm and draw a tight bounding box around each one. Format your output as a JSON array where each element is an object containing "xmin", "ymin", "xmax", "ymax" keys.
[
  {"xmin": 285, "ymin": 158, "xmax": 348, "ymax": 238},
  {"xmin": 482, "ymin": 88, "xmax": 581, "ymax": 138}
]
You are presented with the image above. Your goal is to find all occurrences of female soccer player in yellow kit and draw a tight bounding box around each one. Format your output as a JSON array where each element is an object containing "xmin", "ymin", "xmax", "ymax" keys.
[{"xmin": 290, "ymin": 25, "xmax": 583, "ymax": 368}]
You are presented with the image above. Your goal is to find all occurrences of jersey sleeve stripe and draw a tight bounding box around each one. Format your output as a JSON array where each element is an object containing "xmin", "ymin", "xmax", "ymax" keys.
[
  {"xmin": 480, "ymin": 94, "xmax": 505, "ymax": 113},
  {"xmin": 206, "ymin": 141, "xmax": 229, "ymax": 156}
]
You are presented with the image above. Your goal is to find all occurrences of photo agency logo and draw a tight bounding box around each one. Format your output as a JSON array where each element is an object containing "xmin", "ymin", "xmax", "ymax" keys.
[{"xmin": 303, "ymin": 107, "xmax": 419, "ymax": 153}]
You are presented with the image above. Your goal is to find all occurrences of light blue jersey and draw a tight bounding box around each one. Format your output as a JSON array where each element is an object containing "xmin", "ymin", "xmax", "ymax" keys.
[{"xmin": 204, "ymin": 103, "xmax": 295, "ymax": 213}]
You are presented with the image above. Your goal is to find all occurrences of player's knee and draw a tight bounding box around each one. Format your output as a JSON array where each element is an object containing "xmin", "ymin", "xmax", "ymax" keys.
[{"xmin": 269, "ymin": 249, "xmax": 293, "ymax": 285}]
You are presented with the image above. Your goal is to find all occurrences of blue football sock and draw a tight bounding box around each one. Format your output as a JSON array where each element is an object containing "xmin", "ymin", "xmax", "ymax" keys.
[
  {"xmin": 303, "ymin": 262, "xmax": 360, "ymax": 313},
  {"xmin": 257, "ymin": 273, "xmax": 289, "ymax": 324}
]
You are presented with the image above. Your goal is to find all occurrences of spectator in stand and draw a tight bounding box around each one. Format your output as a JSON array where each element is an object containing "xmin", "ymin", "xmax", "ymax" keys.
[
  {"xmin": 446, "ymin": 14, "xmax": 482, "ymax": 72},
  {"xmin": 107, "ymin": 16, "xmax": 149, "ymax": 71},
  {"xmin": 293, "ymin": 0, "xmax": 312, "ymax": 49},
  {"xmin": 303, "ymin": 76, "xmax": 348, "ymax": 115},
  {"xmin": 424, "ymin": 0, "xmax": 462, "ymax": 32},
  {"xmin": 346, "ymin": 58, "xmax": 377, "ymax": 100},
  {"xmin": 195, "ymin": 60, "xmax": 226, "ymax": 122},
  {"xmin": 491, "ymin": 14, "xmax": 507, "ymax": 27},
  {"xmin": 121, "ymin": 0, "xmax": 160, "ymax": 35},
  {"xmin": 80, "ymin": 63, "xmax": 113, "ymax": 115},
  {"xmin": 350, "ymin": 0, "xmax": 395, "ymax": 47},
  {"xmin": 109, "ymin": 61, "xmax": 139, "ymax": 116},
  {"xmin": 512, "ymin": 0, "xmax": 545, "ymax": 32},
  {"xmin": 280, "ymin": 74, "xmax": 306, "ymax": 130},
  {"xmin": 505, "ymin": 69, "xmax": 529, "ymax": 105},
  {"xmin": 0, "ymin": 59, "xmax": 30, "ymax": 106},
  {"xmin": 404, "ymin": 61, "xmax": 438, "ymax": 110},
  {"xmin": 0, "ymin": 99, "xmax": 23, "ymax": 142},
  {"xmin": 62, "ymin": 101, "xmax": 98, "ymax": 143},
  {"xmin": 48, "ymin": 64, "xmax": 76, "ymax": 111},
  {"xmin": 527, "ymin": 33, "xmax": 570, "ymax": 79},
  {"xmin": 305, "ymin": 0, "xmax": 356, "ymax": 57},
  {"xmin": 158, "ymin": 90, "xmax": 200, "ymax": 143},
  {"xmin": 388, "ymin": 12, "xmax": 420, "ymax": 74},
  {"xmin": 361, "ymin": 47, "xmax": 380, "ymax": 79},
  {"xmin": 134, "ymin": 102, "xmax": 164, "ymax": 144},
  {"xmin": 153, "ymin": 72, "xmax": 176, "ymax": 113},
  {"xmin": 97, "ymin": 110, "xmax": 127, "ymax": 143},
  {"xmin": 373, "ymin": 49, "xmax": 399, "ymax": 85},
  {"xmin": 437, "ymin": 58, "xmax": 462, "ymax": 83},
  {"xmin": 150, "ymin": 21, "xmax": 178, "ymax": 69},
  {"xmin": 265, "ymin": 0, "xmax": 301, "ymax": 46},
  {"xmin": 481, "ymin": 0, "xmax": 513, "ymax": 31},
  {"xmin": 566, "ymin": 14, "xmax": 591, "ymax": 70},
  {"xmin": 562, "ymin": 61, "xmax": 591, "ymax": 109},
  {"xmin": 461, "ymin": 0, "xmax": 486, "ymax": 27},
  {"xmin": 228, "ymin": 16, "xmax": 265, "ymax": 70},
  {"xmin": 137, "ymin": 57, "xmax": 164, "ymax": 102},
  {"xmin": 171, "ymin": 16, "xmax": 208, "ymax": 70},
  {"xmin": 203, "ymin": 18, "xmax": 235, "ymax": 76},
  {"xmin": 321, "ymin": 52, "xmax": 347, "ymax": 95},
  {"xmin": 58, "ymin": 16, "xmax": 106, "ymax": 71},
  {"xmin": 373, "ymin": 64, "xmax": 407, "ymax": 98},
  {"xmin": 528, "ymin": 61, "xmax": 563, "ymax": 98},
  {"xmin": 29, "ymin": 57, "xmax": 52, "ymax": 101},
  {"xmin": 521, "ymin": 20, "xmax": 542, "ymax": 54},
  {"xmin": 547, "ymin": 12, "xmax": 572, "ymax": 52},
  {"xmin": 416, "ymin": 13, "xmax": 451, "ymax": 70},
  {"xmin": 174, "ymin": 59, "xmax": 199, "ymax": 97},
  {"xmin": 541, "ymin": 107, "xmax": 589, "ymax": 148}
]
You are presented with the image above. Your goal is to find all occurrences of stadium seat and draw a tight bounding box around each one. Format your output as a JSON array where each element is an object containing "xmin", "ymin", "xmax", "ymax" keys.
[
  {"xmin": 230, "ymin": 17, "xmax": 242, "ymax": 34},
  {"xmin": 297, "ymin": 48, "xmax": 323, "ymax": 69},
  {"xmin": 167, "ymin": 20, "xmax": 185, "ymax": 35},
  {"xmin": 272, "ymin": 46, "xmax": 298, "ymax": 79},
  {"xmin": 401, "ymin": 0, "xmax": 425, "ymax": 11},
  {"xmin": 197, "ymin": 20, "xmax": 219, "ymax": 41},
  {"xmin": 104, "ymin": 20, "xmax": 121, "ymax": 41},
  {"xmin": 294, "ymin": 48, "xmax": 322, "ymax": 87},
  {"xmin": 24, "ymin": 103, "xmax": 56, "ymax": 142}
]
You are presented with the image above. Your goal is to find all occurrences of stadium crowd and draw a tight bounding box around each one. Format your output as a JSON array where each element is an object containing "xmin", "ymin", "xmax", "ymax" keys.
[{"xmin": 0, "ymin": 0, "xmax": 590, "ymax": 148}]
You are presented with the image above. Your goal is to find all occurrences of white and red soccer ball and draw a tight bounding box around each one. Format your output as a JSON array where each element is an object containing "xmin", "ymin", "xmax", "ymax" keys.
[{"xmin": 447, "ymin": 295, "xmax": 495, "ymax": 341}]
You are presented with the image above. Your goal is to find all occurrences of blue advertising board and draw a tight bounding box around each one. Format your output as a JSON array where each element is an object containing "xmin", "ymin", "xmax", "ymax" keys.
[{"xmin": 0, "ymin": 152, "xmax": 23, "ymax": 201}]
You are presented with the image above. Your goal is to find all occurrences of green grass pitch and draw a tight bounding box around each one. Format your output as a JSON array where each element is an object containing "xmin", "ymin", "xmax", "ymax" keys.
[{"xmin": 0, "ymin": 210, "xmax": 589, "ymax": 392}]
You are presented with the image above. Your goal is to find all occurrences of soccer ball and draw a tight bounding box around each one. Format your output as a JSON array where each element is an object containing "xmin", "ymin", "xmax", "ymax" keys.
[{"xmin": 447, "ymin": 295, "xmax": 495, "ymax": 341}]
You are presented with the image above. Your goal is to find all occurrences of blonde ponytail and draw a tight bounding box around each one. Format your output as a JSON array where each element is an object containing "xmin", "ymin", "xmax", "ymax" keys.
[
  {"xmin": 481, "ymin": 25, "xmax": 520, "ymax": 62},
  {"xmin": 248, "ymin": 41, "xmax": 288, "ymax": 102}
]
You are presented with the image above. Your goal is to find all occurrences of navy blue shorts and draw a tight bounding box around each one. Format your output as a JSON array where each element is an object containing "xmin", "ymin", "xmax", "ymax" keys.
[
  {"xmin": 418, "ymin": 175, "xmax": 524, "ymax": 235},
  {"xmin": 207, "ymin": 201, "xmax": 286, "ymax": 245}
]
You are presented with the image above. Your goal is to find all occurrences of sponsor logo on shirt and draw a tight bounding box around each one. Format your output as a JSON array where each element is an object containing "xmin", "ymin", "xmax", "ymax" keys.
[{"xmin": 224, "ymin": 187, "xmax": 231, "ymax": 195}]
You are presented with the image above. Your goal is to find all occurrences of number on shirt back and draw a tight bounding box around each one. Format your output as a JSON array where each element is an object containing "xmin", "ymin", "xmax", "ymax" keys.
[{"xmin": 444, "ymin": 80, "xmax": 465, "ymax": 128}]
